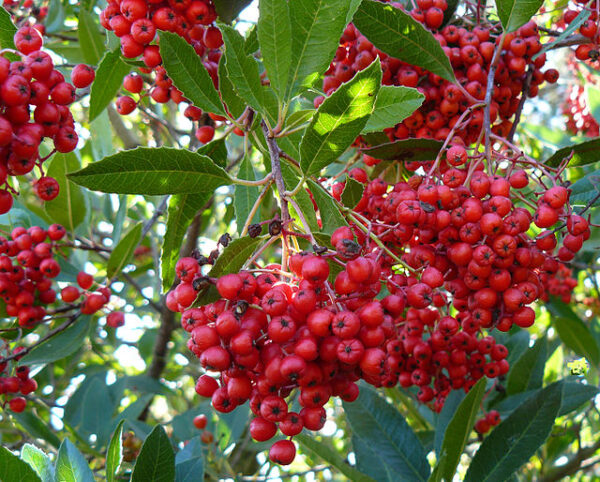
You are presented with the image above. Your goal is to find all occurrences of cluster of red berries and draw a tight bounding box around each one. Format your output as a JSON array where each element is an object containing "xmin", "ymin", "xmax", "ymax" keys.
[
  {"xmin": 540, "ymin": 263, "xmax": 579, "ymax": 304},
  {"xmin": 323, "ymin": 10, "xmax": 557, "ymax": 146},
  {"xmin": 2, "ymin": 0, "xmax": 47, "ymax": 25},
  {"xmin": 192, "ymin": 413, "xmax": 214, "ymax": 443},
  {"xmin": 557, "ymin": 1, "xmax": 600, "ymax": 62},
  {"xmin": 100, "ymin": 0, "xmax": 225, "ymax": 141},
  {"xmin": 474, "ymin": 409, "xmax": 501, "ymax": 434},
  {"xmin": 0, "ymin": 224, "xmax": 116, "ymax": 327},
  {"xmin": 0, "ymin": 347, "xmax": 36, "ymax": 413},
  {"xmin": 560, "ymin": 57, "xmax": 599, "ymax": 136},
  {"xmin": 0, "ymin": 26, "xmax": 91, "ymax": 209}
]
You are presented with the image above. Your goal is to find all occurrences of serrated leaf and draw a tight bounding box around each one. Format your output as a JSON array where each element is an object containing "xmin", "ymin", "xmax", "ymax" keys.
[
  {"xmin": 78, "ymin": 8, "xmax": 106, "ymax": 65},
  {"xmin": 56, "ymin": 439, "xmax": 95, "ymax": 482},
  {"xmin": 106, "ymin": 420, "xmax": 124, "ymax": 482},
  {"xmin": 18, "ymin": 316, "xmax": 91, "ymax": 366},
  {"xmin": 44, "ymin": 152, "xmax": 87, "ymax": 233},
  {"xmin": 307, "ymin": 180, "xmax": 348, "ymax": 234},
  {"xmin": 107, "ymin": 222, "xmax": 143, "ymax": 279},
  {"xmin": 21, "ymin": 445, "xmax": 54, "ymax": 482},
  {"xmin": 89, "ymin": 50, "xmax": 131, "ymax": 121},
  {"xmin": 220, "ymin": 24, "xmax": 265, "ymax": 114},
  {"xmin": 161, "ymin": 193, "xmax": 211, "ymax": 292},
  {"xmin": 197, "ymin": 137, "xmax": 228, "ymax": 168},
  {"xmin": 433, "ymin": 390, "xmax": 464, "ymax": 457},
  {"xmin": 0, "ymin": 446, "xmax": 40, "ymax": 482},
  {"xmin": 234, "ymin": 156, "xmax": 259, "ymax": 235},
  {"xmin": 569, "ymin": 170, "xmax": 600, "ymax": 206},
  {"xmin": 68, "ymin": 147, "xmax": 231, "ymax": 195},
  {"xmin": 218, "ymin": 55, "xmax": 245, "ymax": 119},
  {"xmin": 341, "ymin": 177, "xmax": 365, "ymax": 208},
  {"xmin": 507, "ymin": 336, "xmax": 547, "ymax": 394},
  {"xmin": 131, "ymin": 425, "xmax": 175, "ymax": 482},
  {"xmin": 434, "ymin": 378, "xmax": 486, "ymax": 482},
  {"xmin": 353, "ymin": 0, "xmax": 455, "ymax": 83},
  {"xmin": 300, "ymin": 58, "xmax": 381, "ymax": 176},
  {"xmin": 362, "ymin": 138, "xmax": 443, "ymax": 161},
  {"xmin": 287, "ymin": 0, "xmax": 360, "ymax": 97},
  {"xmin": 159, "ymin": 31, "xmax": 226, "ymax": 116},
  {"xmin": 258, "ymin": 0, "xmax": 292, "ymax": 99},
  {"xmin": 0, "ymin": 7, "xmax": 16, "ymax": 50},
  {"xmin": 464, "ymin": 382, "xmax": 563, "ymax": 482},
  {"xmin": 45, "ymin": 0, "xmax": 66, "ymax": 33},
  {"xmin": 495, "ymin": 0, "xmax": 544, "ymax": 33},
  {"xmin": 545, "ymin": 137, "xmax": 600, "ymax": 168},
  {"xmin": 344, "ymin": 385, "xmax": 430, "ymax": 481},
  {"xmin": 363, "ymin": 86, "xmax": 424, "ymax": 133},
  {"xmin": 244, "ymin": 25, "xmax": 259, "ymax": 54},
  {"xmin": 285, "ymin": 109, "xmax": 314, "ymax": 132},
  {"xmin": 12, "ymin": 413, "xmax": 60, "ymax": 448},
  {"xmin": 296, "ymin": 434, "xmax": 374, "ymax": 482}
]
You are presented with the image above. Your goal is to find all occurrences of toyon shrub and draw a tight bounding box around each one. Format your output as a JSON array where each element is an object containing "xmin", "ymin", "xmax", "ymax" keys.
[{"xmin": 0, "ymin": 0, "xmax": 598, "ymax": 480}]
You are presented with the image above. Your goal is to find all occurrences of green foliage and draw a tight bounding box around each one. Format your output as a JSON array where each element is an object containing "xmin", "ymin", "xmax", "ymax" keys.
[
  {"xmin": 131, "ymin": 425, "xmax": 175, "ymax": 482},
  {"xmin": 363, "ymin": 85, "xmax": 425, "ymax": 133},
  {"xmin": 0, "ymin": 446, "xmax": 41, "ymax": 482},
  {"xmin": 56, "ymin": 439, "xmax": 95, "ymax": 482},
  {"xmin": 107, "ymin": 222, "xmax": 143, "ymax": 279},
  {"xmin": 106, "ymin": 421, "xmax": 124, "ymax": 482},
  {"xmin": 341, "ymin": 177, "xmax": 365, "ymax": 208},
  {"xmin": 495, "ymin": 0, "xmax": 545, "ymax": 32},
  {"xmin": 89, "ymin": 50, "xmax": 131, "ymax": 121},
  {"xmin": 362, "ymin": 137, "xmax": 444, "ymax": 161}
]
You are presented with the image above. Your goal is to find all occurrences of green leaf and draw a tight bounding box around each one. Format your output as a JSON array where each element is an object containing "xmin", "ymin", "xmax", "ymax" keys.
[
  {"xmin": 442, "ymin": 0, "xmax": 459, "ymax": 26},
  {"xmin": 307, "ymin": 180, "xmax": 348, "ymax": 234},
  {"xmin": 80, "ymin": 378, "xmax": 115, "ymax": 445},
  {"xmin": 56, "ymin": 439, "xmax": 95, "ymax": 482},
  {"xmin": 363, "ymin": 86, "xmax": 424, "ymax": 133},
  {"xmin": 106, "ymin": 421, "xmax": 125, "ymax": 482},
  {"xmin": 341, "ymin": 177, "xmax": 365, "ymax": 209},
  {"xmin": 344, "ymin": 385, "xmax": 430, "ymax": 481},
  {"xmin": 558, "ymin": 382, "xmax": 599, "ymax": 416},
  {"xmin": 78, "ymin": 8, "xmax": 106, "ymax": 65},
  {"xmin": 218, "ymin": 55, "xmax": 245, "ymax": 119},
  {"xmin": 159, "ymin": 31, "xmax": 226, "ymax": 117},
  {"xmin": 89, "ymin": 50, "xmax": 131, "ymax": 121},
  {"xmin": 213, "ymin": 0, "xmax": 253, "ymax": 23},
  {"xmin": 196, "ymin": 236, "xmax": 263, "ymax": 305},
  {"xmin": 258, "ymin": 0, "xmax": 292, "ymax": 99},
  {"xmin": 549, "ymin": 300, "xmax": 600, "ymax": 367},
  {"xmin": 545, "ymin": 137, "xmax": 600, "ymax": 168},
  {"xmin": 107, "ymin": 222, "xmax": 143, "ymax": 279},
  {"xmin": 353, "ymin": 0, "xmax": 456, "ymax": 83},
  {"xmin": 19, "ymin": 316, "xmax": 91, "ymax": 366},
  {"xmin": 161, "ymin": 194, "xmax": 211, "ymax": 292},
  {"xmin": 0, "ymin": 7, "xmax": 16, "ymax": 50},
  {"xmin": 21, "ymin": 445, "xmax": 54, "ymax": 482},
  {"xmin": 296, "ymin": 434, "xmax": 374, "ymax": 481},
  {"xmin": 175, "ymin": 438, "xmax": 204, "ymax": 482},
  {"xmin": 0, "ymin": 446, "xmax": 40, "ymax": 482},
  {"xmin": 197, "ymin": 137, "xmax": 228, "ymax": 168},
  {"xmin": 464, "ymin": 382, "xmax": 563, "ymax": 482},
  {"xmin": 569, "ymin": 170, "xmax": 600, "ymax": 206},
  {"xmin": 45, "ymin": 0, "xmax": 66, "ymax": 33},
  {"xmin": 220, "ymin": 24, "xmax": 265, "ymax": 114},
  {"xmin": 352, "ymin": 435, "xmax": 394, "ymax": 481},
  {"xmin": 433, "ymin": 390, "xmax": 464, "ymax": 457},
  {"xmin": 435, "ymin": 378, "xmax": 487, "ymax": 482},
  {"xmin": 12, "ymin": 413, "xmax": 60, "ymax": 448},
  {"xmin": 244, "ymin": 25, "xmax": 259, "ymax": 54},
  {"xmin": 234, "ymin": 156, "xmax": 260, "ymax": 235},
  {"xmin": 495, "ymin": 0, "xmax": 544, "ymax": 33},
  {"xmin": 362, "ymin": 138, "xmax": 443, "ymax": 161},
  {"xmin": 44, "ymin": 153, "xmax": 87, "ymax": 233},
  {"xmin": 507, "ymin": 336, "xmax": 547, "ymax": 394},
  {"xmin": 131, "ymin": 425, "xmax": 175, "ymax": 482},
  {"xmin": 300, "ymin": 58, "xmax": 381, "ymax": 176},
  {"xmin": 68, "ymin": 147, "xmax": 231, "ymax": 195},
  {"xmin": 287, "ymin": 0, "xmax": 360, "ymax": 97}
]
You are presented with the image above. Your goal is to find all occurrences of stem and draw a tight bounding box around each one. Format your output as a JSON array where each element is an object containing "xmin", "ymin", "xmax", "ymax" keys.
[
  {"xmin": 241, "ymin": 180, "xmax": 274, "ymax": 237},
  {"xmin": 230, "ymin": 173, "xmax": 273, "ymax": 187},
  {"xmin": 261, "ymin": 121, "xmax": 290, "ymax": 222},
  {"xmin": 483, "ymin": 32, "xmax": 504, "ymax": 164},
  {"xmin": 507, "ymin": 66, "xmax": 534, "ymax": 143}
]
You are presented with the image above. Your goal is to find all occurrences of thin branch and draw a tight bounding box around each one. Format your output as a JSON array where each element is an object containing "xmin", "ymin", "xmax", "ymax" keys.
[
  {"xmin": 507, "ymin": 65, "xmax": 534, "ymax": 143},
  {"xmin": 261, "ymin": 120, "xmax": 290, "ymax": 222}
]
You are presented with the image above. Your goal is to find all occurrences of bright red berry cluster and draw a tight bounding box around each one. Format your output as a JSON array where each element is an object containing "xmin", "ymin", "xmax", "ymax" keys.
[
  {"xmin": 0, "ymin": 26, "xmax": 87, "ymax": 209},
  {"xmin": 0, "ymin": 347, "xmax": 36, "ymax": 413},
  {"xmin": 474, "ymin": 409, "xmax": 501, "ymax": 434},
  {"xmin": 99, "ymin": 0, "xmax": 225, "ymax": 141},
  {"xmin": 322, "ymin": 10, "xmax": 557, "ymax": 147}
]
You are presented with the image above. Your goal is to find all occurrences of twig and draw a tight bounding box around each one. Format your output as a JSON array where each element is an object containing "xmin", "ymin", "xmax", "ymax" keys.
[{"xmin": 507, "ymin": 66, "xmax": 534, "ymax": 143}]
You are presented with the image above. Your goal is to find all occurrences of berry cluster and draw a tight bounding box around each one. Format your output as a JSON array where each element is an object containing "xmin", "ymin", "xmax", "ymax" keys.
[
  {"xmin": 0, "ymin": 347, "xmax": 36, "ymax": 413},
  {"xmin": 0, "ymin": 26, "xmax": 89, "ymax": 209},
  {"xmin": 558, "ymin": 2, "xmax": 600, "ymax": 62},
  {"xmin": 323, "ymin": 10, "xmax": 557, "ymax": 146},
  {"xmin": 100, "ymin": 0, "xmax": 224, "ymax": 142},
  {"xmin": 474, "ymin": 409, "xmax": 501, "ymax": 435}
]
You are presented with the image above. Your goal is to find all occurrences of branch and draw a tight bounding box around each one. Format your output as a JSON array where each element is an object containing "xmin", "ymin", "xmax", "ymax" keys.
[
  {"xmin": 540, "ymin": 438, "xmax": 600, "ymax": 481},
  {"xmin": 543, "ymin": 34, "xmax": 591, "ymax": 52},
  {"xmin": 507, "ymin": 66, "xmax": 534, "ymax": 143},
  {"xmin": 261, "ymin": 120, "xmax": 290, "ymax": 222},
  {"xmin": 107, "ymin": 105, "xmax": 141, "ymax": 149}
]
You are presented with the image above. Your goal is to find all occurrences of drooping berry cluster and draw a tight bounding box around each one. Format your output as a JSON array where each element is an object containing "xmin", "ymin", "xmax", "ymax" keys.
[
  {"xmin": 99, "ymin": 0, "xmax": 224, "ymax": 141},
  {"xmin": 0, "ymin": 26, "xmax": 89, "ymax": 209},
  {"xmin": 323, "ymin": 11, "xmax": 557, "ymax": 145},
  {"xmin": 0, "ymin": 347, "xmax": 36, "ymax": 413}
]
